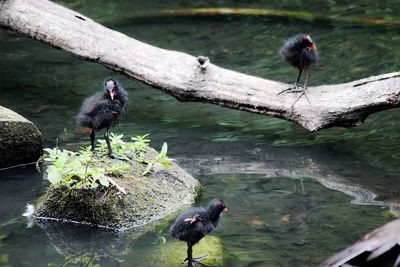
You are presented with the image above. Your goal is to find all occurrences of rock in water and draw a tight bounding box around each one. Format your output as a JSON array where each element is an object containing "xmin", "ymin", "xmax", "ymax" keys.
[
  {"xmin": 0, "ymin": 105, "xmax": 42, "ymax": 168},
  {"xmin": 35, "ymin": 146, "xmax": 201, "ymax": 230},
  {"xmin": 142, "ymin": 236, "xmax": 224, "ymax": 267}
]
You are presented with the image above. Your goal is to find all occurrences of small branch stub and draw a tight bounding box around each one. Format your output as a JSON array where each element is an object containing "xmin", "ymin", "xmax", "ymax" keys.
[{"xmin": 197, "ymin": 56, "xmax": 210, "ymax": 69}]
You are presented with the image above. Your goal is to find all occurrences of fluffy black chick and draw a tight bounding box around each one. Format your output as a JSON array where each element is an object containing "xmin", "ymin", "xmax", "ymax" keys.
[
  {"xmin": 77, "ymin": 78, "xmax": 128, "ymax": 156},
  {"xmin": 170, "ymin": 199, "xmax": 228, "ymax": 267},
  {"xmin": 277, "ymin": 34, "xmax": 319, "ymax": 104}
]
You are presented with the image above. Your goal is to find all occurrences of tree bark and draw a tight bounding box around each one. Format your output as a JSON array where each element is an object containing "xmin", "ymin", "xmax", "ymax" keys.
[{"xmin": 1, "ymin": 0, "xmax": 400, "ymax": 131}]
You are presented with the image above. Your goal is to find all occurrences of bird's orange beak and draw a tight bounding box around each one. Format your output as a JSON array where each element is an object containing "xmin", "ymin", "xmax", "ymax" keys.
[
  {"xmin": 109, "ymin": 90, "xmax": 115, "ymax": 100},
  {"xmin": 308, "ymin": 43, "xmax": 317, "ymax": 50},
  {"xmin": 223, "ymin": 207, "xmax": 228, "ymax": 213}
]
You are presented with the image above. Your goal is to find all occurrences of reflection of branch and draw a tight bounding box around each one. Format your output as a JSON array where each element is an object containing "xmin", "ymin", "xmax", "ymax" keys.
[
  {"xmin": 124, "ymin": 8, "xmax": 400, "ymax": 28},
  {"xmin": 176, "ymin": 155, "xmax": 399, "ymax": 213},
  {"xmin": 2, "ymin": 1, "xmax": 400, "ymax": 131}
]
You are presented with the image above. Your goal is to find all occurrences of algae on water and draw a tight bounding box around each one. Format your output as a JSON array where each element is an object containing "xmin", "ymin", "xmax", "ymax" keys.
[{"xmin": 142, "ymin": 236, "xmax": 224, "ymax": 267}]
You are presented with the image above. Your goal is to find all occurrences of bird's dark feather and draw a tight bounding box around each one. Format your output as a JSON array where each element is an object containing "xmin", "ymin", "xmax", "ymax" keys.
[
  {"xmin": 77, "ymin": 87, "xmax": 128, "ymax": 130},
  {"xmin": 279, "ymin": 34, "xmax": 319, "ymax": 70},
  {"xmin": 170, "ymin": 207, "xmax": 218, "ymax": 245}
]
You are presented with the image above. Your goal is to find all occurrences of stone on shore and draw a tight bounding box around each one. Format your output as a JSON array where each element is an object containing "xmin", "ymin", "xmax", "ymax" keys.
[{"xmin": 0, "ymin": 106, "xmax": 42, "ymax": 168}]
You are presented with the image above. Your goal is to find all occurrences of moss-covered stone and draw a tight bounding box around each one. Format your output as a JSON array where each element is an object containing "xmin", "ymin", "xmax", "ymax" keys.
[
  {"xmin": 0, "ymin": 105, "xmax": 42, "ymax": 168},
  {"xmin": 35, "ymin": 147, "xmax": 201, "ymax": 230},
  {"xmin": 143, "ymin": 236, "xmax": 224, "ymax": 267}
]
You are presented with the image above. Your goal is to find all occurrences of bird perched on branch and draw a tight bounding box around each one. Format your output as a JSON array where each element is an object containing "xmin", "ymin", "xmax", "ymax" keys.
[
  {"xmin": 320, "ymin": 219, "xmax": 400, "ymax": 267},
  {"xmin": 277, "ymin": 34, "xmax": 319, "ymax": 105},
  {"xmin": 77, "ymin": 78, "xmax": 128, "ymax": 157},
  {"xmin": 170, "ymin": 199, "xmax": 228, "ymax": 267}
]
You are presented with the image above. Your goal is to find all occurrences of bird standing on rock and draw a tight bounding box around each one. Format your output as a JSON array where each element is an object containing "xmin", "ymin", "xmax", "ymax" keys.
[
  {"xmin": 277, "ymin": 34, "xmax": 319, "ymax": 105},
  {"xmin": 77, "ymin": 78, "xmax": 128, "ymax": 157},
  {"xmin": 170, "ymin": 199, "xmax": 228, "ymax": 267}
]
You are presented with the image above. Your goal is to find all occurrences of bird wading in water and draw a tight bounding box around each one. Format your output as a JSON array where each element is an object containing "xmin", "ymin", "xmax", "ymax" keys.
[
  {"xmin": 277, "ymin": 34, "xmax": 319, "ymax": 106},
  {"xmin": 170, "ymin": 199, "xmax": 228, "ymax": 267},
  {"xmin": 77, "ymin": 78, "xmax": 128, "ymax": 157}
]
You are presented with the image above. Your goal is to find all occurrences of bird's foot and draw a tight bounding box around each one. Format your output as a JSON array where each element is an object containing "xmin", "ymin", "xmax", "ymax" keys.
[
  {"xmin": 290, "ymin": 90, "xmax": 311, "ymax": 108},
  {"xmin": 277, "ymin": 85, "xmax": 304, "ymax": 95},
  {"xmin": 184, "ymin": 255, "xmax": 208, "ymax": 267},
  {"xmin": 107, "ymin": 152, "xmax": 135, "ymax": 164}
]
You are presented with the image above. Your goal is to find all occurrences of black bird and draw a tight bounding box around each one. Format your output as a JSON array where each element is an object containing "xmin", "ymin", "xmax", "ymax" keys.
[
  {"xmin": 170, "ymin": 199, "xmax": 228, "ymax": 267},
  {"xmin": 277, "ymin": 34, "xmax": 319, "ymax": 103},
  {"xmin": 77, "ymin": 78, "xmax": 128, "ymax": 157},
  {"xmin": 320, "ymin": 219, "xmax": 400, "ymax": 267}
]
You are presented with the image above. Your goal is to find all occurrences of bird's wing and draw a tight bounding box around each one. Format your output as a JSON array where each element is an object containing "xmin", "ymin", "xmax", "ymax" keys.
[
  {"xmin": 81, "ymin": 94, "xmax": 107, "ymax": 114},
  {"xmin": 320, "ymin": 219, "xmax": 400, "ymax": 267},
  {"xmin": 184, "ymin": 213, "xmax": 201, "ymax": 224}
]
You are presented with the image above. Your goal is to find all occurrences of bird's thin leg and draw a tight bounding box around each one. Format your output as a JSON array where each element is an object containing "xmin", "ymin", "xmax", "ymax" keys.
[
  {"xmin": 277, "ymin": 68, "xmax": 303, "ymax": 95},
  {"xmin": 184, "ymin": 243, "xmax": 194, "ymax": 267},
  {"xmin": 104, "ymin": 129, "xmax": 113, "ymax": 157},
  {"xmin": 184, "ymin": 243, "xmax": 207, "ymax": 267},
  {"xmin": 90, "ymin": 129, "xmax": 95, "ymax": 152},
  {"xmin": 303, "ymin": 68, "xmax": 310, "ymax": 90},
  {"xmin": 103, "ymin": 129, "xmax": 135, "ymax": 163},
  {"xmin": 290, "ymin": 70, "xmax": 311, "ymax": 107}
]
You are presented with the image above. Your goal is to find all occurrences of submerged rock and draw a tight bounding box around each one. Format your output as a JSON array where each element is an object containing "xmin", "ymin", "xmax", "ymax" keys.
[
  {"xmin": 0, "ymin": 105, "xmax": 42, "ymax": 168},
  {"xmin": 35, "ymin": 147, "xmax": 201, "ymax": 230},
  {"xmin": 143, "ymin": 236, "xmax": 224, "ymax": 266}
]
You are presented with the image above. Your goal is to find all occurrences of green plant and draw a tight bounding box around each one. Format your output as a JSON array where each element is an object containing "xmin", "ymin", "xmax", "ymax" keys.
[
  {"xmin": 42, "ymin": 133, "xmax": 172, "ymax": 188},
  {"xmin": 97, "ymin": 133, "xmax": 150, "ymax": 160},
  {"xmin": 96, "ymin": 133, "xmax": 123, "ymax": 155},
  {"xmin": 131, "ymin": 134, "xmax": 150, "ymax": 151},
  {"xmin": 152, "ymin": 229, "xmax": 167, "ymax": 245},
  {"xmin": 106, "ymin": 162, "xmax": 130, "ymax": 177},
  {"xmin": 142, "ymin": 142, "xmax": 173, "ymax": 175},
  {"xmin": 43, "ymin": 148, "xmax": 109, "ymax": 189}
]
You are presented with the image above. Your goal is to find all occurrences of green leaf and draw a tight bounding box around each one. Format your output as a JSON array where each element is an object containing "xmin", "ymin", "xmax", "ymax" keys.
[
  {"xmin": 142, "ymin": 162, "xmax": 154, "ymax": 175},
  {"xmin": 98, "ymin": 175, "xmax": 109, "ymax": 187},
  {"xmin": 47, "ymin": 169, "xmax": 63, "ymax": 185},
  {"xmin": 160, "ymin": 162, "xmax": 171, "ymax": 168},
  {"xmin": 160, "ymin": 142, "xmax": 168, "ymax": 157}
]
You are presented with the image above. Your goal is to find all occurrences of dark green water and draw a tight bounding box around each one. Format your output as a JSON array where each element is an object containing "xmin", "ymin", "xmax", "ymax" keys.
[{"xmin": 1, "ymin": 0, "xmax": 400, "ymax": 266}]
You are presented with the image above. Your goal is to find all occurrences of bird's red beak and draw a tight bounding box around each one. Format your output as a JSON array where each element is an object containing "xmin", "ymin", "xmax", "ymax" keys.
[
  {"xmin": 308, "ymin": 43, "xmax": 317, "ymax": 50},
  {"xmin": 109, "ymin": 90, "xmax": 115, "ymax": 100},
  {"xmin": 223, "ymin": 207, "xmax": 228, "ymax": 213}
]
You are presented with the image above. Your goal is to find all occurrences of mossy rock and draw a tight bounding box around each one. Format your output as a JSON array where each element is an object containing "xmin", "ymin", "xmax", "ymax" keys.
[
  {"xmin": 144, "ymin": 236, "xmax": 224, "ymax": 267},
  {"xmin": 35, "ymin": 147, "xmax": 201, "ymax": 229},
  {"xmin": 0, "ymin": 105, "xmax": 42, "ymax": 168}
]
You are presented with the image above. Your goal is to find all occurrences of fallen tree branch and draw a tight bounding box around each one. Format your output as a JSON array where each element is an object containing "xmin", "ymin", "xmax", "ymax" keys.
[{"xmin": 1, "ymin": 0, "xmax": 400, "ymax": 131}]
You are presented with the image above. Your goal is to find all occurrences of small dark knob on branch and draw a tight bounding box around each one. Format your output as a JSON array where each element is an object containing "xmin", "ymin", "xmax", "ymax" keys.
[{"xmin": 197, "ymin": 56, "xmax": 209, "ymax": 69}]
